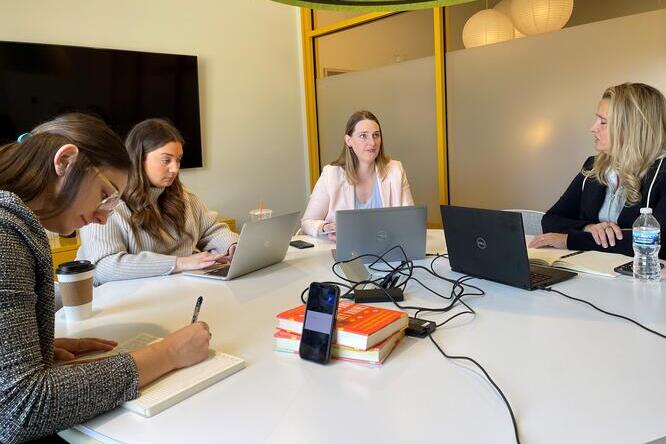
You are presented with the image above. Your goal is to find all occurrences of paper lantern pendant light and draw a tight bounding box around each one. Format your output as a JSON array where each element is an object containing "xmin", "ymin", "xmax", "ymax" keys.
[
  {"xmin": 462, "ymin": 9, "xmax": 515, "ymax": 49},
  {"xmin": 493, "ymin": 0, "xmax": 526, "ymax": 38},
  {"xmin": 510, "ymin": 0, "xmax": 574, "ymax": 36}
]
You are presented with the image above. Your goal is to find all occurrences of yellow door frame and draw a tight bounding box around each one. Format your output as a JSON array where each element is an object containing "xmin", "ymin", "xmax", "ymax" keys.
[{"xmin": 300, "ymin": 8, "xmax": 449, "ymax": 216}]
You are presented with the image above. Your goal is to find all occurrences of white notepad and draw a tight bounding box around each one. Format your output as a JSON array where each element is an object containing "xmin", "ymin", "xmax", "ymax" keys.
[
  {"xmin": 60, "ymin": 333, "xmax": 245, "ymax": 416},
  {"xmin": 124, "ymin": 348, "xmax": 245, "ymax": 417}
]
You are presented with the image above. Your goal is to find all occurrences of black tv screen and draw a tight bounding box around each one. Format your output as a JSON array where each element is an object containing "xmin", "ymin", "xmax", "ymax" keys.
[{"xmin": 0, "ymin": 40, "xmax": 203, "ymax": 169}]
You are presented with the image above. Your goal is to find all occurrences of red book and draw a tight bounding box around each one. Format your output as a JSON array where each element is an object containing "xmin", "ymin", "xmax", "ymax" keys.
[{"xmin": 276, "ymin": 301, "xmax": 408, "ymax": 350}]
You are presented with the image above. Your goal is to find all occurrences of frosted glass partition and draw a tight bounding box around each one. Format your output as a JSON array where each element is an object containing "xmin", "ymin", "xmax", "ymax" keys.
[
  {"xmin": 316, "ymin": 56, "xmax": 439, "ymax": 225},
  {"xmin": 446, "ymin": 9, "xmax": 666, "ymax": 212}
]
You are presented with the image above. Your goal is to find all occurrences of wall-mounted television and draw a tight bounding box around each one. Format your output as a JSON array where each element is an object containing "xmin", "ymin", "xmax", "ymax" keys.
[{"xmin": 0, "ymin": 40, "xmax": 203, "ymax": 169}]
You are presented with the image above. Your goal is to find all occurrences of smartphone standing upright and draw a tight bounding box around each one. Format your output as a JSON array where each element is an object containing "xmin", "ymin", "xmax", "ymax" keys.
[{"xmin": 299, "ymin": 283, "xmax": 340, "ymax": 364}]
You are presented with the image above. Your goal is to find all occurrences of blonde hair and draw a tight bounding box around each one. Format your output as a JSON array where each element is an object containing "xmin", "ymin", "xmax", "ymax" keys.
[
  {"xmin": 584, "ymin": 83, "xmax": 666, "ymax": 204},
  {"xmin": 331, "ymin": 111, "xmax": 390, "ymax": 185}
]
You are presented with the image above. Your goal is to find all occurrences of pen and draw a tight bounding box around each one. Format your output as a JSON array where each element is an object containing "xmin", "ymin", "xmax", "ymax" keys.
[
  {"xmin": 560, "ymin": 250, "xmax": 584, "ymax": 259},
  {"xmin": 191, "ymin": 296, "xmax": 203, "ymax": 323}
]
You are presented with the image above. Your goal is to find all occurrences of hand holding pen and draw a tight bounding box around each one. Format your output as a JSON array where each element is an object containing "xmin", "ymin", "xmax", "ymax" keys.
[{"xmin": 146, "ymin": 296, "xmax": 210, "ymax": 374}]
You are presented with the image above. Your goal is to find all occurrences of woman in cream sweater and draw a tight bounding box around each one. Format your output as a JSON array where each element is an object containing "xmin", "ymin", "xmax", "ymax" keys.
[
  {"xmin": 78, "ymin": 118, "xmax": 239, "ymax": 285},
  {"xmin": 301, "ymin": 110, "xmax": 414, "ymax": 239}
]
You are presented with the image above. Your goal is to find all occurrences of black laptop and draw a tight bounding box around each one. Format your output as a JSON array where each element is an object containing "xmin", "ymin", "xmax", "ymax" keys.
[{"xmin": 440, "ymin": 205, "xmax": 576, "ymax": 290}]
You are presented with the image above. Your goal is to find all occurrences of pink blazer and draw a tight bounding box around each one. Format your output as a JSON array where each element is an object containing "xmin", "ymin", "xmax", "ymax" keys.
[{"xmin": 301, "ymin": 160, "xmax": 415, "ymax": 236}]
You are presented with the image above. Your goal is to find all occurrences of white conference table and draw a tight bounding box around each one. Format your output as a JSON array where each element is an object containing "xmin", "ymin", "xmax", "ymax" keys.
[{"xmin": 57, "ymin": 230, "xmax": 666, "ymax": 444}]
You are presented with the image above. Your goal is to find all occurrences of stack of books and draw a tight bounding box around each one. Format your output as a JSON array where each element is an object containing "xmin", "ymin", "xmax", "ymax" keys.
[{"xmin": 274, "ymin": 301, "xmax": 408, "ymax": 366}]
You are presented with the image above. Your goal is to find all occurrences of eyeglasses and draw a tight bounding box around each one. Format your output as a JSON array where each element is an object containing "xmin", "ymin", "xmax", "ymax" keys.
[{"xmin": 91, "ymin": 165, "xmax": 121, "ymax": 212}]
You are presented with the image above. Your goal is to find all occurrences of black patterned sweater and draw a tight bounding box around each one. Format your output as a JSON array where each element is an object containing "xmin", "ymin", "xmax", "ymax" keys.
[{"xmin": 0, "ymin": 191, "xmax": 139, "ymax": 443}]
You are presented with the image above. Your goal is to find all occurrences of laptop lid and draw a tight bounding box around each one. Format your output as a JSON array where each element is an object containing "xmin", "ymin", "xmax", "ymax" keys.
[
  {"xmin": 440, "ymin": 205, "xmax": 533, "ymax": 289},
  {"xmin": 224, "ymin": 211, "xmax": 300, "ymax": 279},
  {"xmin": 336, "ymin": 205, "xmax": 427, "ymax": 263},
  {"xmin": 184, "ymin": 211, "xmax": 300, "ymax": 281}
]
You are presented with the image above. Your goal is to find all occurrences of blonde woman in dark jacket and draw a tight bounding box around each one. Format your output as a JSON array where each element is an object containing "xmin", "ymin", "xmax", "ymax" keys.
[{"xmin": 530, "ymin": 83, "xmax": 666, "ymax": 258}]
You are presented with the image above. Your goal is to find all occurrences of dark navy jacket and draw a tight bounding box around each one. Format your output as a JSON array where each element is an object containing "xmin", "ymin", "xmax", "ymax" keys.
[{"xmin": 542, "ymin": 155, "xmax": 666, "ymax": 258}]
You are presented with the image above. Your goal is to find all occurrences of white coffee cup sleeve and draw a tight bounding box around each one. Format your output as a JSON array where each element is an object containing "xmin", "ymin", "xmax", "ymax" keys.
[{"xmin": 56, "ymin": 270, "xmax": 94, "ymax": 283}]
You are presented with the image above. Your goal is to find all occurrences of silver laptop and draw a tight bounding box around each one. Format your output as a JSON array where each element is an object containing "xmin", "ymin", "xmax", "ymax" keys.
[
  {"xmin": 335, "ymin": 205, "xmax": 427, "ymax": 263},
  {"xmin": 183, "ymin": 211, "xmax": 300, "ymax": 281}
]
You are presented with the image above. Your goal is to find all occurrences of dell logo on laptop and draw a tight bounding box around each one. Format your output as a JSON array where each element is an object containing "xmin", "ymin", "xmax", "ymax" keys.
[{"xmin": 475, "ymin": 237, "xmax": 487, "ymax": 250}]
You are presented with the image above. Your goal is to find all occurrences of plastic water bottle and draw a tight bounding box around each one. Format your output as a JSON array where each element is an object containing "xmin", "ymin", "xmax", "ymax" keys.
[{"xmin": 633, "ymin": 207, "xmax": 661, "ymax": 281}]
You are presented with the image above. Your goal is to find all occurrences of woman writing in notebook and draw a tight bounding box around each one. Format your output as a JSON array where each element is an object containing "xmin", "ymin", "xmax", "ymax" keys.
[
  {"xmin": 78, "ymin": 118, "xmax": 239, "ymax": 284},
  {"xmin": 0, "ymin": 114, "xmax": 211, "ymax": 443},
  {"xmin": 530, "ymin": 82, "xmax": 666, "ymax": 258},
  {"xmin": 301, "ymin": 110, "xmax": 414, "ymax": 239}
]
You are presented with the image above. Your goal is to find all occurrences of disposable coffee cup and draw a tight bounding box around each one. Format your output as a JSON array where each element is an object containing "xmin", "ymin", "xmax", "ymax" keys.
[
  {"xmin": 56, "ymin": 260, "xmax": 95, "ymax": 322},
  {"xmin": 249, "ymin": 208, "xmax": 272, "ymax": 222}
]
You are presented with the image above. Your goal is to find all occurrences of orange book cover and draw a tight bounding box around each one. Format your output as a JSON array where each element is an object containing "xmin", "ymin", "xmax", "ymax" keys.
[{"xmin": 276, "ymin": 301, "xmax": 408, "ymax": 350}]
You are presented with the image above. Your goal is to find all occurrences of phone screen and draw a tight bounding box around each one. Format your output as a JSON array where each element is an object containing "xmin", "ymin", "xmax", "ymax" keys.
[{"xmin": 299, "ymin": 283, "xmax": 340, "ymax": 364}]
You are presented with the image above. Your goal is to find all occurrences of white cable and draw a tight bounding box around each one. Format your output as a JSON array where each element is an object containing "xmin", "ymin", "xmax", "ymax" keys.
[
  {"xmin": 645, "ymin": 157, "xmax": 664, "ymax": 209},
  {"xmin": 581, "ymin": 175, "xmax": 589, "ymax": 192}
]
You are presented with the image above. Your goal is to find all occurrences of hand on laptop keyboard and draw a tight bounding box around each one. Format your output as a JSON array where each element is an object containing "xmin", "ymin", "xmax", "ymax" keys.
[{"xmin": 174, "ymin": 251, "xmax": 227, "ymax": 273}]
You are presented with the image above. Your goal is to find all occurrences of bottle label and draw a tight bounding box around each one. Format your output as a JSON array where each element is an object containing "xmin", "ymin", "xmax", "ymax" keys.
[{"xmin": 633, "ymin": 229, "xmax": 660, "ymax": 246}]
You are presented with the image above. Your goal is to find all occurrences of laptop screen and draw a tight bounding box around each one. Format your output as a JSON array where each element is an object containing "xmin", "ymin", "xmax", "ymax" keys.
[
  {"xmin": 440, "ymin": 205, "xmax": 533, "ymax": 289},
  {"xmin": 336, "ymin": 205, "xmax": 427, "ymax": 263}
]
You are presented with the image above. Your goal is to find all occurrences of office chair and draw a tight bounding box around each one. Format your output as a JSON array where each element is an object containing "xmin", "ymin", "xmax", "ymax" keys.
[{"xmin": 504, "ymin": 209, "xmax": 545, "ymax": 235}]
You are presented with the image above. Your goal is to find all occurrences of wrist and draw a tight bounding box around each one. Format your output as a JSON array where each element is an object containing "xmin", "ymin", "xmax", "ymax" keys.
[
  {"xmin": 152, "ymin": 340, "xmax": 178, "ymax": 372},
  {"xmin": 173, "ymin": 257, "xmax": 183, "ymax": 274}
]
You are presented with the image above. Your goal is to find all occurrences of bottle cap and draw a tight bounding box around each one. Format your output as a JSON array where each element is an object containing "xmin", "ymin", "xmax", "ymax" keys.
[{"xmin": 640, "ymin": 207, "xmax": 653, "ymax": 214}]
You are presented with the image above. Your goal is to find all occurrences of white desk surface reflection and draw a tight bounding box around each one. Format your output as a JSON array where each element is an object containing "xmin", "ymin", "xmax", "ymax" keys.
[{"xmin": 56, "ymin": 231, "xmax": 666, "ymax": 444}]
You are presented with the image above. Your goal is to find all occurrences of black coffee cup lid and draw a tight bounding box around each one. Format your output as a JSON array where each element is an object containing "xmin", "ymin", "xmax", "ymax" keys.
[{"xmin": 56, "ymin": 260, "xmax": 95, "ymax": 274}]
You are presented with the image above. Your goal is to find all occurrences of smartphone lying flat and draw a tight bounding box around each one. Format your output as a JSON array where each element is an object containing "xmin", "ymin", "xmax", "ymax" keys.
[
  {"xmin": 614, "ymin": 260, "xmax": 664, "ymax": 276},
  {"xmin": 299, "ymin": 283, "xmax": 340, "ymax": 364}
]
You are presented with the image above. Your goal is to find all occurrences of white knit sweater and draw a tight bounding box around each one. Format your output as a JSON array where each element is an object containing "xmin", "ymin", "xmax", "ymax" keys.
[{"xmin": 77, "ymin": 187, "xmax": 239, "ymax": 285}]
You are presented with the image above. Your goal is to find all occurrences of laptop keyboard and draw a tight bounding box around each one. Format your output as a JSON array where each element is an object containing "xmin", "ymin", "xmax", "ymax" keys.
[
  {"xmin": 205, "ymin": 264, "xmax": 230, "ymax": 277},
  {"xmin": 529, "ymin": 271, "xmax": 551, "ymax": 285}
]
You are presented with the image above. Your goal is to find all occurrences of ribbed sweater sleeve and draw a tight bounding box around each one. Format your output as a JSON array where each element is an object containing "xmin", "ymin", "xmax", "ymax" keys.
[
  {"xmin": 78, "ymin": 208, "xmax": 178, "ymax": 285},
  {"xmin": 78, "ymin": 189, "xmax": 239, "ymax": 285}
]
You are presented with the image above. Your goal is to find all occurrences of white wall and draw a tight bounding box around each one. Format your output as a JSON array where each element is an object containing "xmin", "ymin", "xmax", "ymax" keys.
[
  {"xmin": 446, "ymin": 8, "xmax": 666, "ymax": 212},
  {"xmin": 0, "ymin": 0, "xmax": 308, "ymax": 225}
]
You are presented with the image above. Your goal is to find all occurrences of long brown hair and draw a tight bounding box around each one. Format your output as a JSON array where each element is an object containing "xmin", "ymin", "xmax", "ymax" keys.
[
  {"xmin": 331, "ymin": 110, "xmax": 391, "ymax": 185},
  {"xmin": 123, "ymin": 118, "xmax": 190, "ymax": 242},
  {"xmin": 584, "ymin": 83, "xmax": 666, "ymax": 204},
  {"xmin": 0, "ymin": 113, "xmax": 130, "ymax": 218}
]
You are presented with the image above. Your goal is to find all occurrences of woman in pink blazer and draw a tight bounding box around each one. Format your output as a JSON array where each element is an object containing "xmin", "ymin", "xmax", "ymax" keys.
[{"xmin": 301, "ymin": 111, "xmax": 414, "ymax": 238}]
